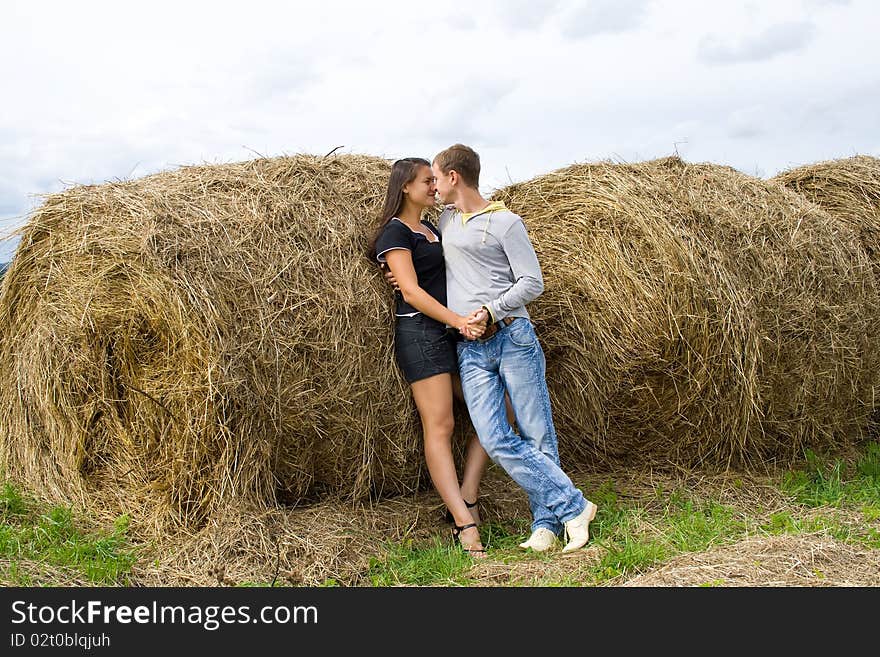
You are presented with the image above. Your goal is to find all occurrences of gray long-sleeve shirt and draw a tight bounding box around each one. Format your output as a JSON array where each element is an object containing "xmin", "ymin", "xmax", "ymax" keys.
[{"xmin": 437, "ymin": 201, "xmax": 544, "ymax": 323}]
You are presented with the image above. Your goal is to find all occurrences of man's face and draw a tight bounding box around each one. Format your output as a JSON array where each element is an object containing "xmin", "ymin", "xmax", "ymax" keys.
[{"xmin": 432, "ymin": 162, "xmax": 454, "ymax": 204}]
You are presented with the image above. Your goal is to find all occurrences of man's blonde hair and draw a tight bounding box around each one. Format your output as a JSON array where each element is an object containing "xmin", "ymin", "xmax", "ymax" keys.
[{"xmin": 433, "ymin": 144, "xmax": 480, "ymax": 189}]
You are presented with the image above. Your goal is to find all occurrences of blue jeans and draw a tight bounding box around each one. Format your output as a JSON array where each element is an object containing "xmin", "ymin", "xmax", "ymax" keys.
[{"xmin": 457, "ymin": 318, "xmax": 588, "ymax": 535}]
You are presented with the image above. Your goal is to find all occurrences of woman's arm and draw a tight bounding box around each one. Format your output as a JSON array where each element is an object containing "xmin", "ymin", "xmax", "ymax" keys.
[{"xmin": 384, "ymin": 249, "xmax": 485, "ymax": 337}]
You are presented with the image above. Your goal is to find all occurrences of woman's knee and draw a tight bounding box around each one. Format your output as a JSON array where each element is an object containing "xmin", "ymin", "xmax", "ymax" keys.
[{"xmin": 422, "ymin": 414, "xmax": 455, "ymax": 440}]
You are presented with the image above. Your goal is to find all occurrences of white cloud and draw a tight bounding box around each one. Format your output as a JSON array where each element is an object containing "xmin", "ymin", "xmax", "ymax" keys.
[
  {"xmin": 727, "ymin": 106, "xmax": 767, "ymax": 140},
  {"xmin": 698, "ymin": 21, "xmax": 816, "ymax": 64},
  {"xmin": 1, "ymin": 0, "xmax": 879, "ymax": 262},
  {"xmin": 491, "ymin": 0, "xmax": 564, "ymax": 30},
  {"xmin": 559, "ymin": 0, "xmax": 651, "ymax": 39}
]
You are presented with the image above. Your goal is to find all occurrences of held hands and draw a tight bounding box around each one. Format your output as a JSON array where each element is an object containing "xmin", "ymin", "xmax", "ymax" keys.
[
  {"xmin": 380, "ymin": 263, "xmax": 488, "ymax": 340},
  {"xmin": 460, "ymin": 307, "xmax": 489, "ymax": 340}
]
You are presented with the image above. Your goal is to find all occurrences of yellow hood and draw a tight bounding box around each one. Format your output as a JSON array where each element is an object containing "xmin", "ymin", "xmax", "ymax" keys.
[{"xmin": 461, "ymin": 200, "xmax": 507, "ymax": 223}]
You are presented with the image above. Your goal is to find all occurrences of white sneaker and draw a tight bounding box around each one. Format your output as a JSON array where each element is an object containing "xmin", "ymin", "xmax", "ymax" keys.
[
  {"xmin": 518, "ymin": 527, "xmax": 559, "ymax": 552},
  {"xmin": 562, "ymin": 501, "xmax": 598, "ymax": 553}
]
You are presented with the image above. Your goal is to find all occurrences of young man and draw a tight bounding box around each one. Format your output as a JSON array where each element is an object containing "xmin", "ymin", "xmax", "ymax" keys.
[{"xmin": 431, "ymin": 144, "xmax": 597, "ymax": 552}]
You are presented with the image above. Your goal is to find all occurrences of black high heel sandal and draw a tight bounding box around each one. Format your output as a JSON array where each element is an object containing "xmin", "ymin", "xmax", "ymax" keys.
[
  {"xmin": 444, "ymin": 498, "xmax": 478, "ymax": 524},
  {"xmin": 452, "ymin": 522, "xmax": 486, "ymax": 555}
]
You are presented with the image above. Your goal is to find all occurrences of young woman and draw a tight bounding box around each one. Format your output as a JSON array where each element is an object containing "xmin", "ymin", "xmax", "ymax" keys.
[{"xmin": 366, "ymin": 157, "xmax": 492, "ymax": 557}]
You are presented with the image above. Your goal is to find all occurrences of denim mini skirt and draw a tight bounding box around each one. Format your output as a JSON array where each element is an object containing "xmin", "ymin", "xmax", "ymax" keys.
[{"xmin": 393, "ymin": 313, "xmax": 458, "ymax": 383}]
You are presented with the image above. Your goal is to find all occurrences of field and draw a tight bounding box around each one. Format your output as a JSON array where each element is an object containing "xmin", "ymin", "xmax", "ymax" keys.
[
  {"xmin": 2, "ymin": 153, "xmax": 878, "ymax": 588},
  {"xmin": 3, "ymin": 440, "xmax": 878, "ymax": 587}
]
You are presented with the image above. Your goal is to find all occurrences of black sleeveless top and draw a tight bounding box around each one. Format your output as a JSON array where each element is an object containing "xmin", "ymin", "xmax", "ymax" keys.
[{"xmin": 375, "ymin": 218, "xmax": 446, "ymax": 315}]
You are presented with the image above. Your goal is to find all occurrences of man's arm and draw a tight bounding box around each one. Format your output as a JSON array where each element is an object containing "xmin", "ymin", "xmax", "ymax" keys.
[
  {"xmin": 381, "ymin": 262, "xmax": 400, "ymax": 290},
  {"xmin": 482, "ymin": 220, "xmax": 544, "ymax": 322}
]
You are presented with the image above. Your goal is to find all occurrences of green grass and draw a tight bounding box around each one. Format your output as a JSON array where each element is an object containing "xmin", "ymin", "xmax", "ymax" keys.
[
  {"xmin": 365, "ymin": 484, "xmax": 751, "ymax": 586},
  {"xmin": 3, "ymin": 441, "xmax": 879, "ymax": 587},
  {"xmin": 364, "ymin": 442, "xmax": 880, "ymax": 586},
  {"xmin": 368, "ymin": 536, "xmax": 477, "ymax": 586},
  {"xmin": 780, "ymin": 443, "xmax": 880, "ymax": 507},
  {"xmin": 760, "ymin": 509, "xmax": 880, "ymax": 549},
  {"xmin": 579, "ymin": 492, "xmax": 747, "ymax": 583},
  {"xmin": 591, "ymin": 536, "xmax": 668, "ymax": 581},
  {"xmin": 0, "ymin": 481, "xmax": 138, "ymax": 585}
]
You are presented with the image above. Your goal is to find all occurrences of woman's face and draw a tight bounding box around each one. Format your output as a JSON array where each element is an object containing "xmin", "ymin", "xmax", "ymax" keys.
[{"xmin": 403, "ymin": 165, "xmax": 437, "ymax": 208}]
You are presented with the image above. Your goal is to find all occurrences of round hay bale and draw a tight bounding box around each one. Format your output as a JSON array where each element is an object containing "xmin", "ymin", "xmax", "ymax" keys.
[
  {"xmin": 665, "ymin": 158, "xmax": 879, "ymax": 452},
  {"xmin": 0, "ymin": 154, "xmax": 426, "ymax": 531},
  {"xmin": 771, "ymin": 154, "xmax": 880, "ymax": 435},
  {"xmin": 492, "ymin": 156, "xmax": 879, "ymax": 468},
  {"xmin": 771, "ymin": 155, "xmax": 880, "ymax": 285}
]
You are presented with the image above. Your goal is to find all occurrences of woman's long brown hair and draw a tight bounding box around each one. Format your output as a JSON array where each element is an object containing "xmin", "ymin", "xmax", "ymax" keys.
[{"xmin": 366, "ymin": 157, "xmax": 431, "ymax": 262}]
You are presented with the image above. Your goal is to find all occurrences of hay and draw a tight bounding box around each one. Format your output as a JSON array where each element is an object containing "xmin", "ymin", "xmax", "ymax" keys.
[
  {"xmin": 3, "ymin": 152, "xmax": 878, "ymax": 536},
  {"xmin": 771, "ymin": 155, "xmax": 880, "ymax": 435},
  {"xmin": 772, "ymin": 155, "xmax": 880, "ymax": 284},
  {"xmin": 0, "ymin": 559, "xmax": 98, "ymax": 587},
  {"xmin": 5, "ymin": 460, "xmax": 874, "ymax": 587},
  {"xmin": 0, "ymin": 154, "xmax": 427, "ymax": 532},
  {"xmin": 619, "ymin": 533, "xmax": 880, "ymax": 587},
  {"xmin": 129, "ymin": 465, "xmax": 526, "ymax": 586},
  {"xmin": 493, "ymin": 156, "xmax": 880, "ymax": 468}
]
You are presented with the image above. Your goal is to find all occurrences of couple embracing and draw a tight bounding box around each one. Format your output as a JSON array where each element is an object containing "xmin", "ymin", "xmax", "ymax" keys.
[{"xmin": 366, "ymin": 144, "xmax": 597, "ymax": 558}]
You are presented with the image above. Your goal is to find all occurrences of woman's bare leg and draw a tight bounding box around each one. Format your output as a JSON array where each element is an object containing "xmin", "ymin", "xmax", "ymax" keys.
[{"xmin": 412, "ymin": 372, "xmax": 484, "ymax": 555}]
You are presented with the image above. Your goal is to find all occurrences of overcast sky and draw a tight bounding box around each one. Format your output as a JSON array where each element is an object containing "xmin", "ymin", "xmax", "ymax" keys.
[{"xmin": 1, "ymin": 0, "xmax": 878, "ymax": 261}]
